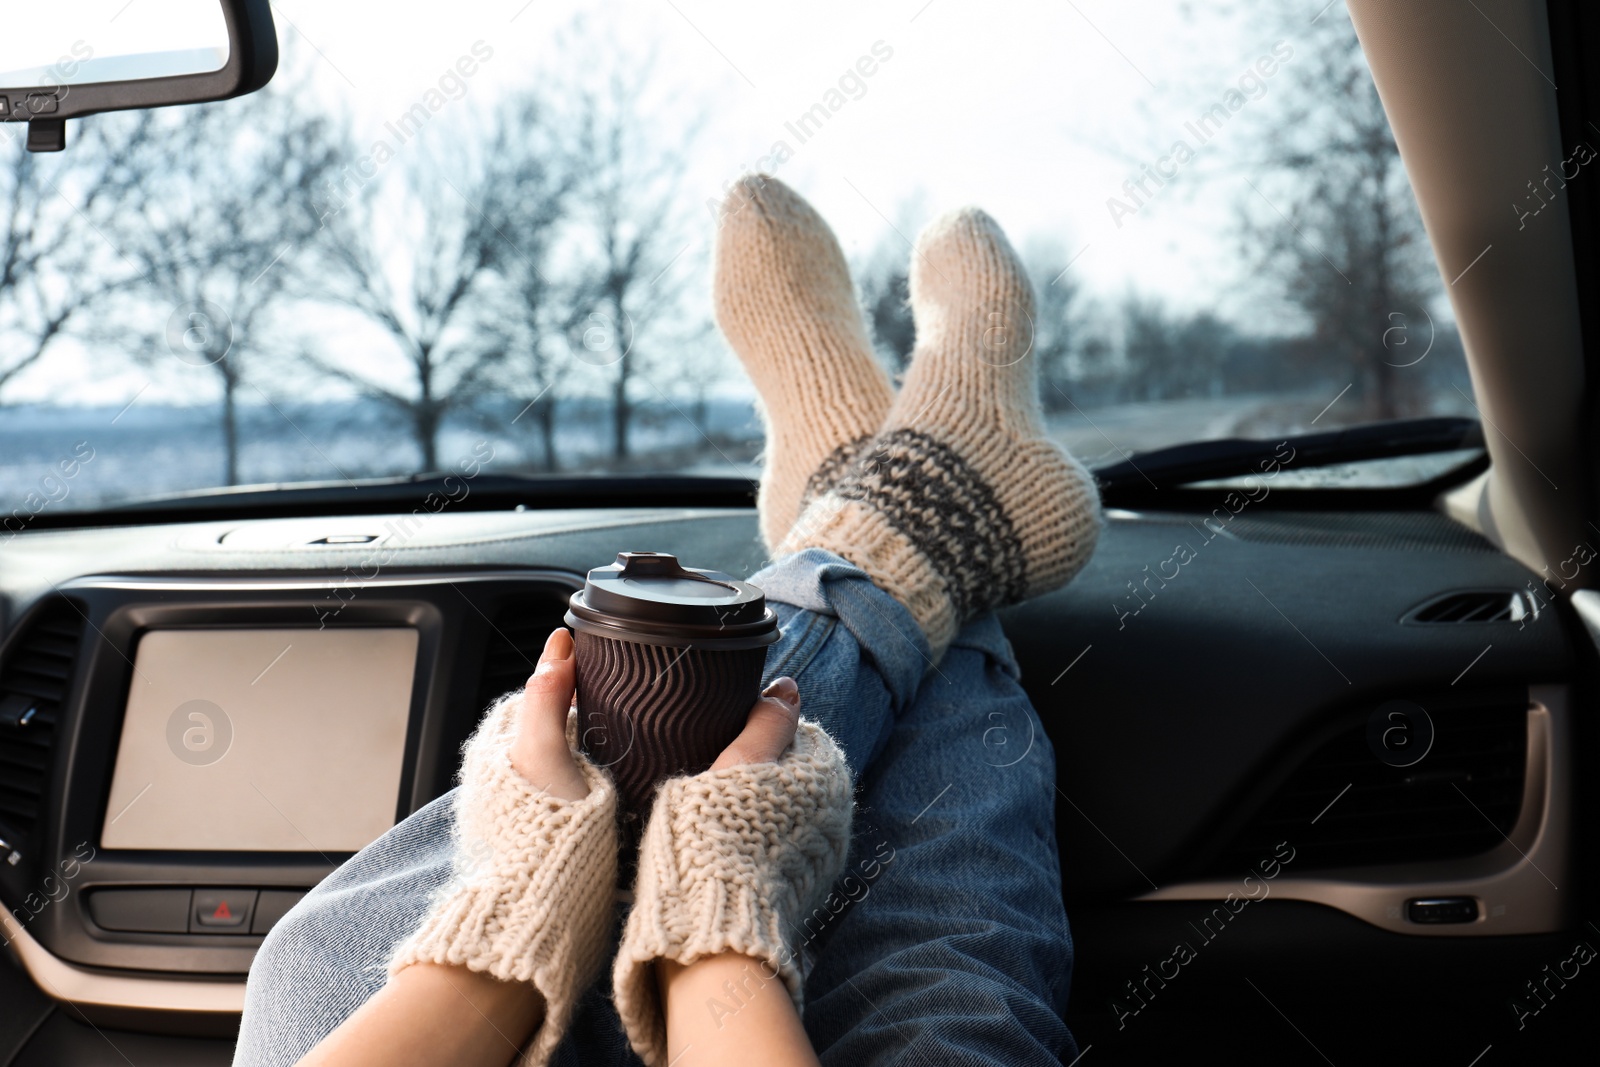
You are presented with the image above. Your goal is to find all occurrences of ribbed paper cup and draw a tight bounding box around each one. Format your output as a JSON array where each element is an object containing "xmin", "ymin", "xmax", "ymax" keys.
[
  {"xmin": 564, "ymin": 552, "xmax": 780, "ymax": 835},
  {"xmin": 572, "ymin": 632, "xmax": 768, "ymax": 817}
]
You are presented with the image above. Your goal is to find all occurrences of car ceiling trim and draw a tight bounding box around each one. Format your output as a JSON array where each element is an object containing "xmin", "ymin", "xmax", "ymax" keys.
[{"xmin": 1348, "ymin": 0, "xmax": 1589, "ymax": 577}]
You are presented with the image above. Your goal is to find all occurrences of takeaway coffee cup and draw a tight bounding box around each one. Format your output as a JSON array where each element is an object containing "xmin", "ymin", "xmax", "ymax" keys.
[{"xmin": 564, "ymin": 551, "xmax": 780, "ymax": 821}]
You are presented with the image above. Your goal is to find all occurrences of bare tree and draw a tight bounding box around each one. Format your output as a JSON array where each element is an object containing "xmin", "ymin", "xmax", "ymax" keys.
[
  {"xmin": 102, "ymin": 83, "xmax": 343, "ymax": 484},
  {"xmin": 468, "ymin": 95, "xmax": 581, "ymax": 473},
  {"xmin": 566, "ymin": 61, "xmax": 697, "ymax": 464},
  {"xmin": 1236, "ymin": 2, "xmax": 1439, "ymax": 420},
  {"xmin": 859, "ymin": 264, "xmax": 913, "ymax": 375},
  {"xmin": 312, "ymin": 150, "xmax": 510, "ymax": 471},
  {"xmin": 468, "ymin": 202, "xmax": 574, "ymax": 469},
  {"xmin": 1119, "ymin": 292, "xmax": 1242, "ymax": 403},
  {"xmin": 473, "ymin": 280, "xmax": 573, "ymax": 473},
  {"xmin": 857, "ymin": 235, "xmax": 1088, "ymax": 403},
  {"xmin": 0, "ymin": 116, "xmax": 153, "ymax": 400},
  {"xmin": 853, "ymin": 204, "xmax": 938, "ymax": 380},
  {"xmin": 1074, "ymin": 325, "xmax": 1121, "ymax": 402},
  {"xmin": 1024, "ymin": 241, "xmax": 1087, "ymax": 407},
  {"xmin": 1121, "ymin": 292, "xmax": 1177, "ymax": 402},
  {"xmin": 1173, "ymin": 311, "xmax": 1236, "ymax": 400}
]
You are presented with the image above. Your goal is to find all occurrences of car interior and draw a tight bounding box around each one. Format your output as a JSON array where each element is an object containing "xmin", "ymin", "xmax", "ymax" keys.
[{"xmin": 3, "ymin": 0, "xmax": 1599, "ymax": 1064}]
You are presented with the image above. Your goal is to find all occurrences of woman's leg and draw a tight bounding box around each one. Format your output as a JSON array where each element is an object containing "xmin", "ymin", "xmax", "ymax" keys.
[
  {"xmin": 234, "ymin": 793, "xmax": 455, "ymax": 1066},
  {"xmin": 751, "ymin": 548, "xmax": 931, "ymax": 768},
  {"xmin": 239, "ymin": 182, "xmax": 1093, "ymax": 1065},
  {"xmin": 748, "ymin": 551, "xmax": 1076, "ymax": 1066},
  {"xmin": 724, "ymin": 190, "xmax": 1091, "ymax": 1063},
  {"xmin": 806, "ymin": 621, "xmax": 1074, "ymax": 1065}
]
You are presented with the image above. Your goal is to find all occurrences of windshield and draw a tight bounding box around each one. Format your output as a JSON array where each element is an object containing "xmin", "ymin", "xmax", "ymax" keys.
[{"xmin": 0, "ymin": 0, "xmax": 1473, "ymax": 516}]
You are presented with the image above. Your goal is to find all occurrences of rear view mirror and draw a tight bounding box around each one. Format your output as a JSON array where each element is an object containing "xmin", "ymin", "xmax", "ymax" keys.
[{"xmin": 0, "ymin": 0, "xmax": 277, "ymax": 152}]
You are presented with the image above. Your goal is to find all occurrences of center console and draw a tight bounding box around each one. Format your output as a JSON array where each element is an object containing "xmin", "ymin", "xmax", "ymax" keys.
[{"xmin": 0, "ymin": 571, "xmax": 578, "ymax": 998}]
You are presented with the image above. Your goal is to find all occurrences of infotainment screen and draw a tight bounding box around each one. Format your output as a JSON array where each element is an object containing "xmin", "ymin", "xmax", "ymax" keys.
[{"xmin": 100, "ymin": 628, "xmax": 419, "ymax": 852}]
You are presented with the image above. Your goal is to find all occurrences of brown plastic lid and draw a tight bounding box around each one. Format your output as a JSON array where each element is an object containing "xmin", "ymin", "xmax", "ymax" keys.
[{"xmin": 564, "ymin": 551, "xmax": 780, "ymax": 650}]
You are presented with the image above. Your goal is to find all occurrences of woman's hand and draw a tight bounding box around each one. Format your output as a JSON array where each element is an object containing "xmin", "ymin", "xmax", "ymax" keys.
[
  {"xmin": 641, "ymin": 677, "xmax": 827, "ymax": 1067},
  {"xmin": 709, "ymin": 675, "xmax": 801, "ymax": 770},
  {"xmin": 509, "ymin": 630, "xmax": 800, "ymax": 791},
  {"xmin": 509, "ymin": 625, "xmax": 800, "ymax": 793},
  {"xmin": 295, "ymin": 627, "xmax": 619, "ymax": 1067},
  {"xmin": 507, "ymin": 628, "xmax": 590, "ymax": 802}
]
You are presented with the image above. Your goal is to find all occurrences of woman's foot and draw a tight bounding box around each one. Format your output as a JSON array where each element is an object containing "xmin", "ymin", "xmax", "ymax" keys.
[
  {"xmin": 714, "ymin": 174, "xmax": 894, "ymax": 553},
  {"xmin": 780, "ymin": 208, "xmax": 1102, "ymax": 661}
]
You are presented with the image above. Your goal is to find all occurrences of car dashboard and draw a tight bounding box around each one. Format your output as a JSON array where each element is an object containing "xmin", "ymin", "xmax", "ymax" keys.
[{"xmin": 0, "ymin": 502, "xmax": 1589, "ymax": 1062}]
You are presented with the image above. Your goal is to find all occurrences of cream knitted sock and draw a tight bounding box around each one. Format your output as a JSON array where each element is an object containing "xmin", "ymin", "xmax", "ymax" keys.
[
  {"xmin": 612, "ymin": 720, "xmax": 852, "ymax": 1067},
  {"xmin": 779, "ymin": 207, "xmax": 1102, "ymax": 661},
  {"xmin": 715, "ymin": 174, "xmax": 895, "ymax": 552},
  {"xmin": 389, "ymin": 697, "xmax": 618, "ymax": 1067}
]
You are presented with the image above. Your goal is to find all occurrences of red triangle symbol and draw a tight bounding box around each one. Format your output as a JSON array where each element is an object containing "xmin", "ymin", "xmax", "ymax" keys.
[{"xmin": 213, "ymin": 900, "xmax": 232, "ymax": 920}]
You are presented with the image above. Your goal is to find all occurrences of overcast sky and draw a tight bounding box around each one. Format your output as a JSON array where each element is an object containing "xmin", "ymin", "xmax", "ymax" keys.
[
  {"xmin": 270, "ymin": 0, "xmax": 1325, "ymax": 311},
  {"xmin": 10, "ymin": 0, "xmax": 1428, "ymax": 405}
]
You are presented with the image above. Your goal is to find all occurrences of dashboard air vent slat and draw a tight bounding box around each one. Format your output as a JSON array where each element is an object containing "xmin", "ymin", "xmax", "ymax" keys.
[
  {"xmin": 1209, "ymin": 697, "xmax": 1527, "ymax": 874},
  {"xmin": 1404, "ymin": 590, "xmax": 1531, "ymax": 625},
  {"xmin": 473, "ymin": 596, "xmax": 568, "ymax": 716},
  {"xmin": 0, "ymin": 600, "xmax": 84, "ymax": 846}
]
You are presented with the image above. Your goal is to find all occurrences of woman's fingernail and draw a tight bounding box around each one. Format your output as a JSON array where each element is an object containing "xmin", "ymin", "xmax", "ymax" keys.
[
  {"xmin": 762, "ymin": 676, "xmax": 799, "ymax": 707},
  {"xmin": 541, "ymin": 628, "xmax": 574, "ymax": 663}
]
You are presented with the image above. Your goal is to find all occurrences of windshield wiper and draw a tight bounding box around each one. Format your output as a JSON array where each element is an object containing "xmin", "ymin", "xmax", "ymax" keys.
[{"xmin": 1092, "ymin": 416, "xmax": 1484, "ymax": 493}]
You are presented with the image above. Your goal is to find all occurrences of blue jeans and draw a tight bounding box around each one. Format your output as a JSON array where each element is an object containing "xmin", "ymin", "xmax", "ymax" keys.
[{"xmin": 234, "ymin": 549, "xmax": 1076, "ymax": 1065}]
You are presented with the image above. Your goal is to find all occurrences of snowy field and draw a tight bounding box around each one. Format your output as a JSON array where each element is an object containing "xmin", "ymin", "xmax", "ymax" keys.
[
  {"xmin": 0, "ymin": 398, "xmax": 766, "ymax": 515},
  {"xmin": 0, "ymin": 388, "xmax": 1476, "ymax": 519}
]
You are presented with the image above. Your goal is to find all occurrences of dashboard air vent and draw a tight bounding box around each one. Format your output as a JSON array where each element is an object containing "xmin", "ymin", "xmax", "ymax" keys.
[
  {"xmin": 0, "ymin": 599, "xmax": 85, "ymax": 850},
  {"xmin": 1404, "ymin": 590, "xmax": 1532, "ymax": 625},
  {"xmin": 1209, "ymin": 694, "xmax": 1527, "ymax": 874},
  {"xmin": 473, "ymin": 595, "xmax": 562, "ymax": 714}
]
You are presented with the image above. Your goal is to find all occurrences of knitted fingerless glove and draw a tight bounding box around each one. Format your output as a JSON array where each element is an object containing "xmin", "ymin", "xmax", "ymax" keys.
[
  {"xmin": 389, "ymin": 694, "xmax": 618, "ymax": 1067},
  {"xmin": 612, "ymin": 720, "xmax": 853, "ymax": 1066}
]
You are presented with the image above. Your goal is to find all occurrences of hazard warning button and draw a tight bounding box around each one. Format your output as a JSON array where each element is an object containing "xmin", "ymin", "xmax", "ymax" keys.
[{"xmin": 191, "ymin": 889, "xmax": 257, "ymax": 933}]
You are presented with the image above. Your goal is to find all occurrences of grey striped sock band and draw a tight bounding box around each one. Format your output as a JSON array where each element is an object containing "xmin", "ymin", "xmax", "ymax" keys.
[
  {"xmin": 831, "ymin": 429, "xmax": 1027, "ymax": 617},
  {"xmin": 800, "ymin": 434, "xmax": 873, "ymax": 511}
]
